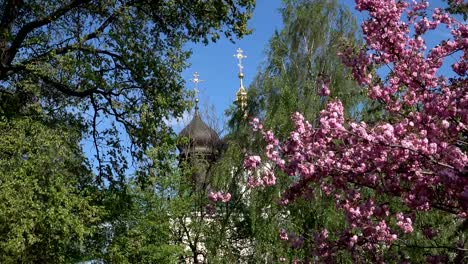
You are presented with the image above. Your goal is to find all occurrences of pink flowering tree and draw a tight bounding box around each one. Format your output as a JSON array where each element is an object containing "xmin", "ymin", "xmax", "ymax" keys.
[{"xmin": 245, "ymin": 0, "xmax": 467, "ymax": 262}]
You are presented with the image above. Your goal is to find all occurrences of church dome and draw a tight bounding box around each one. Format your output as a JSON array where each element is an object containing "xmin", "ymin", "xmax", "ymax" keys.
[{"xmin": 177, "ymin": 107, "xmax": 220, "ymax": 155}]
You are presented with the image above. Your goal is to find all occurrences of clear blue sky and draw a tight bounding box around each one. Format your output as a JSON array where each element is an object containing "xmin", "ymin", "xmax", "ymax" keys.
[{"xmin": 176, "ymin": 0, "xmax": 283, "ymax": 132}]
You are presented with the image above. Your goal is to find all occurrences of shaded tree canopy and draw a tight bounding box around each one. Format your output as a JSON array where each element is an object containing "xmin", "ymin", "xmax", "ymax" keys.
[
  {"xmin": 0, "ymin": 116, "xmax": 101, "ymax": 263},
  {"xmin": 0, "ymin": 0, "xmax": 255, "ymax": 183}
]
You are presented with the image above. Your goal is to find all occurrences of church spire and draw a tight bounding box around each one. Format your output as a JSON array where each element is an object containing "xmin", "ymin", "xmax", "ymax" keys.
[
  {"xmin": 178, "ymin": 71, "xmax": 220, "ymax": 190},
  {"xmin": 234, "ymin": 48, "xmax": 248, "ymax": 119},
  {"xmin": 178, "ymin": 71, "xmax": 220, "ymax": 159},
  {"xmin": 190, "ymin": 71, "xmax": 203, "ymax": 115}
]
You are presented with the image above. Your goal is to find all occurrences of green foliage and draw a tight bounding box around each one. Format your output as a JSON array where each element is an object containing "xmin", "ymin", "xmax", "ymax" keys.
[
  {"xmin": 99, "ymin": 142, "xmax": 210, "ymax": 263},
  {"xmin": 102, "ymin": 184, "xmax": 185, "ymax": 264},
  {"xmin": 444, "ymin": 0, "xmax": 468, "ymax": 20},
  {"xmin": 0, "ymin": 0, "xmax": 255, "ymax": 261},
  {"xmin": 248, "ymin": 0, "xmax": 366, "ymax": 138},
  {"xmin": 0, "ymin": 117, "xmax": 102, "ymax": 263},
  {"xmin": 0, "ymin": 0, "xmax": 255, "ymax": 182}
]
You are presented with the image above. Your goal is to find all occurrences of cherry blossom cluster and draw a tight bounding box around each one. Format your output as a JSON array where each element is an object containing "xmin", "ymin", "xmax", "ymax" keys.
[
  {"xmin": 246, "ymin": 168, "xmax": 277, "ymax": 187},
  {"xmin": 396, "ymin": 212, "xmax": 414, "ymax": 233},
  {"xmin": 246, "ymin": 0, "xmax": 467, "ymax": 261},
  {"xmin": 208, "ymin": 191, "xmax": 231, "ymax": 203},
  {"xmin": 278, "ymin": 229, "xmax": 305, "ymax": 248},
  {"xmin": 243, "ymin": 154, "xmax": 277, "ymax": 187},
  {"xmin": 318, "ymin": 77, "xmax": 331, "ymax": 96},
  {"xmin": 449, "ymin": 0, "xmax": 464, "ymax": 6},
  {"xmin": 243, "ymin": 155, "xmax": 262, "ymax": 170},
  {"xmin": 279, "ymin": 228, "xmax": 289, "ymax": 241}
]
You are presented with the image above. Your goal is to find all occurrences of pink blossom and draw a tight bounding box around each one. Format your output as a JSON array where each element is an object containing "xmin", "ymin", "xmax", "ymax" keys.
[
  {"xmin": 250, "ymin": 117, "xmax": 263, "ymax": 131},
  {"xmin": 396, "ymin": 213, "xmax": 414, "ymax": 233},
  {"xmin": 243, "ymin": 155, "xmax": 261, "ymax": 170},
  {"xmin": 318, "ymin": 78, "xmax": 331, "ymax": 96},
  {"xmin": 441, "ymin": 120, "xmax": 450, "ymax": 129},
  {"xmin": 208, "ymin": 191, "xmax": 231, "ymax": 203},
  {"xmin": 245, "ymin": 1, "xmax": 467, "ymax": 261},
  {"xmin": 262, "ymin": 169, "xmax": 277, "ymax": 186},
  {"xmin": 279, "ymin": 229, "xmax": 289, "ymax": 241},
  {"xmin": 348, "ymin": 235, "xmax": 358, "ymax": 248},
  {"xmin": 221, "ymin": 193, "xmax": 231, "ymax": 202},
  {"xmin": 208, "ymin": 191, "xmax": 218, "ymax": 202}
]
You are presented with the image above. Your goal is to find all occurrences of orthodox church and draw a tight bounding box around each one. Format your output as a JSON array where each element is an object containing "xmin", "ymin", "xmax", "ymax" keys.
[
  {"xmin": 173, "ymin": 48, "xmax": 251, "ymax": 263},
  {"xmin": 177, "ymin": 48, "xmax": 248, "ymax": 191}
]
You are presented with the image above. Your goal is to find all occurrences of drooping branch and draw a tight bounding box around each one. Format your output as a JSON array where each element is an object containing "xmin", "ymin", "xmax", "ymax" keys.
[
  {"xmin": 0, "ymin": 0, "xmax": 24, "ymax": 34},
  {"xmin": 1, "ymin": 4, "xmax": 128, "ymax": 82},
  {"xmin": 31, "ymin": 69, "xmax": 98, "ymax": 98},
  {"xmin": 6, "ymin": 0, "xmax": 91, "ymax": 66},
  {"xmin": 20, "ymin": 44, "xmax": 125, "ymax": 69},
  {"xmin": 90, "ymin": 94, "xmax": 104, "ymax": 181}
]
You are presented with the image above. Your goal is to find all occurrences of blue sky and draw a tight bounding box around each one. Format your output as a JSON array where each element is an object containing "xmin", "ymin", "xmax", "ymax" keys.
[{"xmin": 176, "ymin": 0, "xmax": 283, "ymax": 132}]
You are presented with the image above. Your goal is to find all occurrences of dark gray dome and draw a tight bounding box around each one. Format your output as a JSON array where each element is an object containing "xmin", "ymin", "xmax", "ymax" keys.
[{"xmin": 177, "ymin": 111, "xmax": 220, "ymax": 154}]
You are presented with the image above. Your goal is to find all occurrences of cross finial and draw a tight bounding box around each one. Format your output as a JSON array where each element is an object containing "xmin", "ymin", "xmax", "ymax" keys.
[
  {"xmin": 190, "ymin": 72, "xmax": 204, "ymax": 113},
  {"xmin": 233, "ymin": 48, "xmax": 248, "ymax": 119},
  {"xmin": 234, "ymin": 48, "xmax": 247, "ymax": 75},
  {"xmin": 190, "ymin": 72, "xmax": 204, "ymax": 99}
]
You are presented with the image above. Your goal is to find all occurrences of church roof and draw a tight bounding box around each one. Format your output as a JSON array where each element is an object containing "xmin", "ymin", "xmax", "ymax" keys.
[{"xmin": 177, "ymin": 108, "xmax": 220, "ymax": 152}]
